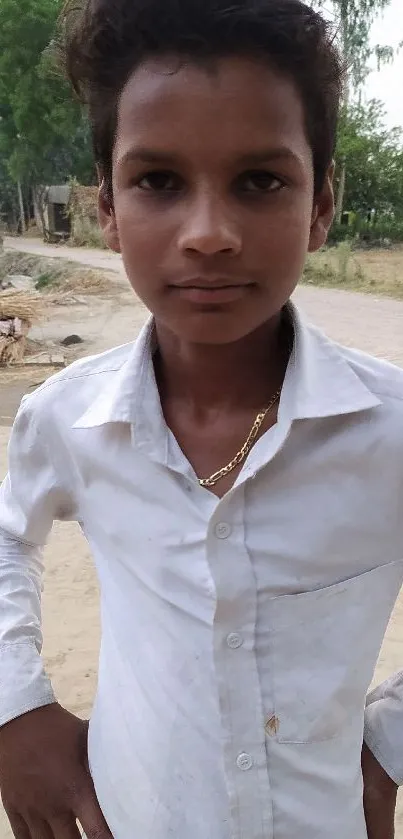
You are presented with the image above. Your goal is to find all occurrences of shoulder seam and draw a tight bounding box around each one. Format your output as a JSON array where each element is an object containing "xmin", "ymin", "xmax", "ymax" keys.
[{"xmin": 32, "ymin": 365, "xmax": 123, "ymax": 396}]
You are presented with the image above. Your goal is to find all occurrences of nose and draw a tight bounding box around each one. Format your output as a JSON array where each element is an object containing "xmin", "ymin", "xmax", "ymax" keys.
[{"xmin": 177, "ymin": 193, "xmax": 242, "ymax": 256}]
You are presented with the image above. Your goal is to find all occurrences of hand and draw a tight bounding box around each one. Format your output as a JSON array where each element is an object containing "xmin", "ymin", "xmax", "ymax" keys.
[
  {"xmin": 362, "ymin": 742, "xmax": 398, "ymax": 839},
  {"xmin": 0, "ymin": 703, "xmax": 113, "ymax": 838}
]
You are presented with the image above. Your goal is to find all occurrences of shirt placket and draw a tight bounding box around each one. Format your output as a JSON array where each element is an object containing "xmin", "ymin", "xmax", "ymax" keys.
[{"xmin": 206, "ymin": 484, "xmax": 274, "ymax": 839}]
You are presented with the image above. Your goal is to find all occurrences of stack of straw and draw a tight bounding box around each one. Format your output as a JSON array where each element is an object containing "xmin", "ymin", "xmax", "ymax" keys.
[{"xmin": 0, "ymin": 290, "xmax": 43, "ymax": 365}]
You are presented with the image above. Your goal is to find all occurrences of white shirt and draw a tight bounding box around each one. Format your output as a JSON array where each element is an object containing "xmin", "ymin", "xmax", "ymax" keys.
[{"xmin": 1, "ymin": 303, "xmax": 403, "ymax": 839}]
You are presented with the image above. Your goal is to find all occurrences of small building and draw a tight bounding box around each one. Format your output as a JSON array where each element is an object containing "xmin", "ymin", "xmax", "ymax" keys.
[
  {"xmin": 45, "ymin": 185, "xmax": 71, "ymax": 239},
  {"xmin": 33, "ymin": 183, "xmax": 99, "ymax": 243}
]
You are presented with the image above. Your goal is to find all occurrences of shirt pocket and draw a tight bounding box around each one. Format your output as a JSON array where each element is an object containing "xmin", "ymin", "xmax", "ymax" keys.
[{"xmin": 267, "ymin": 559, "xmax": 403, "ymax": 744}]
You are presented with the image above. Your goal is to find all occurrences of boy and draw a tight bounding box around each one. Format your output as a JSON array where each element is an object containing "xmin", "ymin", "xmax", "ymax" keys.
[{"xmin": 0, "ymin": 0, "xmax": 402, "ymax": 836}]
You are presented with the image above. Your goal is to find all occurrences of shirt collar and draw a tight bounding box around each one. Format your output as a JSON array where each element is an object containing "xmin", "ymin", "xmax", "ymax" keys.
[
  {"xmin": 281, "ymin": 302, "xmax": 381, "ymax": 420},
  {"xmin": 73, "ymin": 303, "xmax": 381, "ymax": 431},
  {"xmin": 73, "ymin": 317, "xmax": 156, "ymax": 429}
]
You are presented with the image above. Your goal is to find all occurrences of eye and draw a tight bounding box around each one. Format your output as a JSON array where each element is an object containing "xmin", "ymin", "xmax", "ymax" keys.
[
  {"xmin": 135, "ymin": 171, "xmax": 183, "ymax": 192},
  {"xmin": 237, "ymin": 170, "xmax": 284, "ymax": 193}
]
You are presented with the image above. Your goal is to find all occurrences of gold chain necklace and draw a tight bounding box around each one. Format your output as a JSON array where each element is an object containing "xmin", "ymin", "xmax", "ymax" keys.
[{"xmin": 199, "ymin": 387, "xmax": 282, "ymax": 489}]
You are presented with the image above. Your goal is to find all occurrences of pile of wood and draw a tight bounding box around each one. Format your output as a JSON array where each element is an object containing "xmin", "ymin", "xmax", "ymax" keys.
[
  {"xmin": 69, "ymin": 184, "xmax": 99, "ymax": 225},
  {"xmin": 0, "ymin": 290, "xmax": 43, "ymax": 365}
]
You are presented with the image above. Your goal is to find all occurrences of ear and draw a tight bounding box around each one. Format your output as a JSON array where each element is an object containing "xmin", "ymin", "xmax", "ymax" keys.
[
  {"xmin": 308, "ymin": 162, "xmax": 335, "ymax": 253},
  {"xmin": 98, "ymin": 178, "xmax": 121, "ymax": 254}
]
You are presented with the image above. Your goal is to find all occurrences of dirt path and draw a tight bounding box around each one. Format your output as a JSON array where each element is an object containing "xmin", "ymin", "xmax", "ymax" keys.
[
  {"xmin": 1, "ymin": 240, "xmax": 403, "ymax": 836},
  {"xmin": 3, "ymin": 236, "xmax": 126, "ymax": 280}
]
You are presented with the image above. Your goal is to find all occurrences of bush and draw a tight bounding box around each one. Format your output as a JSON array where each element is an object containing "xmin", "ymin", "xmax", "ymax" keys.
[
  {"xmin": 70, "ymin": 217, "xmax": 107, "ymax": 249},
  {"xmin": 356, "ymin": 219, "xmax": 403, "ymax": 247},
  {"xmin": 303, "ymin": 242, "xmax": 365, "ymax": 289},
  {"xmin": 303, "ymin": 255, "xmax": 338, "ymax": 287},
  {"xmin": 67, "ymin": 177, "xmax": 106, "ymax": 249},
  {"xmin": 35, "ymin": 271, "xmax": 60, "ymax": 290},
  {"xmin": 328, "ymin": 216, "xmax": 403, "ymax": 247},
  {"xmin": 327, "ymin": 223, "xmax": 356, "ymax": 246}
]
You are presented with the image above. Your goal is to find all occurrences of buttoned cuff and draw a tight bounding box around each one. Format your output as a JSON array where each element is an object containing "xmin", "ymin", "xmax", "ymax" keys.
[
  {"xmin": 364, "ymin": 674, "xmax": 403, "ymax": 786},
  {"xmin": 0, "ymin": 641, "xmax": 56, "ymax": 728}
]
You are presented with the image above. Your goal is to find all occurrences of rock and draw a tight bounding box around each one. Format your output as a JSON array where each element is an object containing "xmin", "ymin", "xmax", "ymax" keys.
[
  {"xmin": 23, "ymin": 352, "xmax": 52, "ymax": 366},
  {"xmin": 0, "ymin": 319, "xmax": 13, "ymax": 337},
  {"xmin": 23, "ymin": 351, "xmax": 65, "ymax": 368},
  {"xmin": 0, "ymin": 317, "xmax": 28, "ymax": 338},
  {"xmin": 2, "ymin": 275, "xmax": 35, "ymax": 292},
  {"xmin": 52, "ymin": 294, "xmax": 88, "ymax": 307},
  {"xmin": 50, "ymin": 353, "xmax": 66, "ymax": 367},
  {"xmin": 60, "ymin": 334, "xmax": 84, "ymax": 347}
]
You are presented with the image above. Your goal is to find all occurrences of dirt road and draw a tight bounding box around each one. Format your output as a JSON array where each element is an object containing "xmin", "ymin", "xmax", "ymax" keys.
[
  {"xmin": 4, "ymin": 235, "xmax": 126, "ymax": 279},
  {"xmin": 4, "ymin": 236, "xmax": 403, "ymax": 365},
  {"xmin": 1, "ymin": 239, "xmax": 403, "ymax": 836}
]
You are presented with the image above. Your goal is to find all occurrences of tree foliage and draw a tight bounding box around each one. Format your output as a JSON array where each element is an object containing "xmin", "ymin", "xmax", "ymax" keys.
[
  {"xmin": 0, "ymin": 0, "xmax": 95, "ymax": 224},
  {"xmin": 311, "ymin": 0, "xmax": 397, "ymax": 87},
  {"xmin": 310, "ymin": 1, "xmax": 401, "ymax": 221},
  {"xmin": 337, "ymin": 99, "xmax": 403, "ymax": 216},
  {"xmin": 1, "ymin": 0, "xmax": 403, "ymax": 238}
]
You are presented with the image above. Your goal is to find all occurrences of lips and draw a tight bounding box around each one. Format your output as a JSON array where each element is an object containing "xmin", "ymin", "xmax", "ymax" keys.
[{"xmin": 169, "ymin": 278, "xmax": 253, "ymax": 305}]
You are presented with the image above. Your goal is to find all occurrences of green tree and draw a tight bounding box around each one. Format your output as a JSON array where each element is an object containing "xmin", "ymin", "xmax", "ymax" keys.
[
  {"xmin": 0, "ymin": 154, "xmax": 19, "ymax": 231},
  {"xmin": 313, "ymin": 1, "xmax": 394, "ymax": 85},
  {"xmin": 0, "ymin": 0, "xmax": 95, "ymax": 231},
  {"xmin": 311, "ymin": 0, "xmax": 399, "ymax": 220},
  {"xmin": 337, "ymin": 99, "xmax": 403, "ymax": 217}
]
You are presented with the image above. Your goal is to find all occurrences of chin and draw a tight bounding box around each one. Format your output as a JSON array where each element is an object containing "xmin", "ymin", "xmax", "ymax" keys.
[{"xmin": 163, "ymin": 309, "xmax": 273, "ymax": 345}]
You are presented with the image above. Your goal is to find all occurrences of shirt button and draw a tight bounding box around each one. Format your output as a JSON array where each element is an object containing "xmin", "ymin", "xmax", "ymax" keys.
[
  {"xmin": 215, "ymin": 522, "xmax": 232, "ymax": 539},
  {"xmin": 227, "ymin": 632, "xmax": 243, "ymax": 649},
  {"xmin": 236, "ymin": 753, "xmax": 253, "ymax": 771}
]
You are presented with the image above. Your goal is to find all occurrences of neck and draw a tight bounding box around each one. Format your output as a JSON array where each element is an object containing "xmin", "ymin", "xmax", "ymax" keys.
[{"xmin": 154, "ymin": 311, "xmax": 291, "ymax": 413}]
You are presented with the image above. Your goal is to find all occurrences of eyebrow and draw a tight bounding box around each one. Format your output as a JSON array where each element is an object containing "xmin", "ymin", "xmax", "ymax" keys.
[
  {"xmin": 118, "ymin": 149, "xmax": 182, "ymax": 167},
  {"xmin": 237, "ymin": 148, "xmax": 301, "ymax": 167},
  {"xmin": 117, "ymin": 146, "xmax": 301, "ymax": 168}
]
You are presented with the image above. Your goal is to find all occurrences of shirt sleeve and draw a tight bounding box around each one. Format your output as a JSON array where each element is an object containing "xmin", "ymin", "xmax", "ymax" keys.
[
  {"xmin": 364, "ymin": 672, "xmax": 403, "ymax": 785},
  {"xmin": 0, "ymin": 394, "xmax": 74, "ymax": 728}
]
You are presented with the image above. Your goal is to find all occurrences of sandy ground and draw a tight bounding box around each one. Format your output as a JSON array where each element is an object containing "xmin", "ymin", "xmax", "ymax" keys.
[{"xmin": 1, "ymin": 238, "xmax": 403, "ymax": 835}]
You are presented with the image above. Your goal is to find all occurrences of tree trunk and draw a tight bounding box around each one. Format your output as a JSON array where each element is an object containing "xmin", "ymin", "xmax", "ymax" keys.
[
  {"xmin": 335, "ymin": 159, "xmax": 346, "ymax": 224},
  {"xmin": 334, "ymin": 1, "xmax": 349, "ymax": 226},
  {"xmin": 32, "ymin": 185, "xmax": 47, "ymax": 238},
  {"xmin": 17, "ymin": 181, "xmax": 26, "ymax": 235}
]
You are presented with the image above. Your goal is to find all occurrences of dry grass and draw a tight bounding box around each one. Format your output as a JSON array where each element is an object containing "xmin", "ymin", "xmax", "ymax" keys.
[
  {"xmin": 0, "ymin": 291, "xmax": 44, "ymax": 366},
  {"xmin": 304, "ymin": 245, "xmax": 403, "ymax": 300},
  {"xmin": 59, "ymin": 269, "xmax": 114, "ymax": 295},
  {"xmin": 0, "ymin": 252, "xmax": 116, "ymax": 367},
  {"xmin": 354, "ymin": 248, "xmax": 403, "ymax": 294},
  {"xmin": 0, "ymin": 251, "xmax": 117, "ymax": 297},
  {"xmin": 70, "ymin": 218, "xmax": 107, "ymax": 250},
  {"xmin": 0, "ymin": 336, "xmax": 27, "ymax": 365},
  {"xmin": 0, "ymin": 251, "xmax": 66, "ymax": 284},
  {"xmin": 0, "ymin": 290, "xmax": 44, "ymax": 323},
  {"xmin": 68, "ymin": 184, "xmax": 107, "ymax": 249}
]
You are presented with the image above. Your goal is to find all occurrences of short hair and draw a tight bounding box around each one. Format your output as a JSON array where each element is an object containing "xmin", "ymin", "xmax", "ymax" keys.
[{"xmin": 59, "ymin": 0, "xmax": 343, "ymax": 197}]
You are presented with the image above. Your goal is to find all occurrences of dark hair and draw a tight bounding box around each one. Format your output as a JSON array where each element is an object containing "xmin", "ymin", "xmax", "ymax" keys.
[{"xmin": 59, "ymin": 0, "xmax": 343, "ymax": 197}]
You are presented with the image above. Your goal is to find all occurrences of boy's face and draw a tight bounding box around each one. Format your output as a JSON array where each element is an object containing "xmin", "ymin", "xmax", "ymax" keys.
[{"xmin": 100, "ymin": 56, "xmax": 334, "ymax": 345}]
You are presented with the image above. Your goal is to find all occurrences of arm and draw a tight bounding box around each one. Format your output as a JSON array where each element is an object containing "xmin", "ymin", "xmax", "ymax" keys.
[
  {"xmin": 0, "ymin": 393, "xmax": 77, "ymax": 723},
  {"xmin": 0, "ymin": 531, "xmax": 56, "ymax": 726},
  {"xmin": 0, "ymin": 396, "xmax": 112, "ymax": 839},
  {"xmin": 0, "ymin": 396, "xmax": 61, "ymax": 726},
  {"xmin": 362, "ymin": 675, "xmax": 402, "ymax": 838}
]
